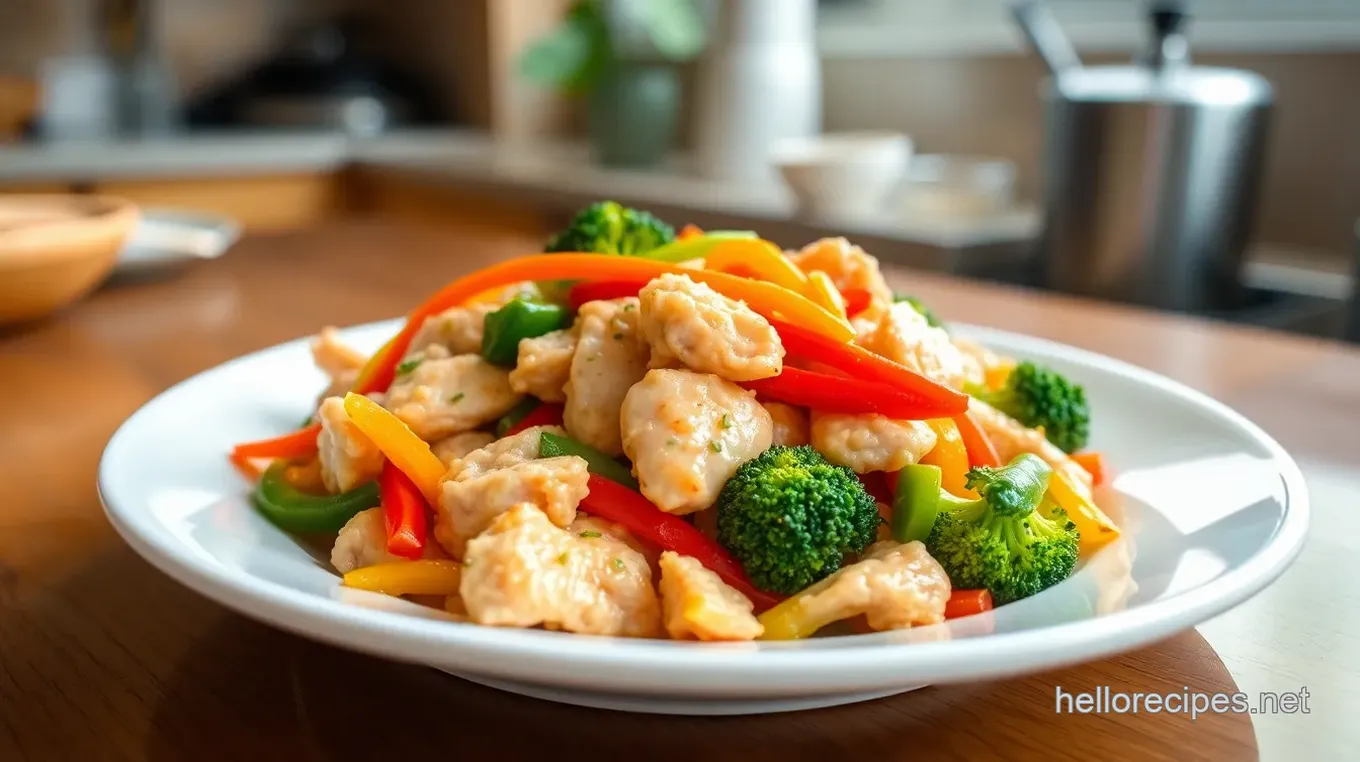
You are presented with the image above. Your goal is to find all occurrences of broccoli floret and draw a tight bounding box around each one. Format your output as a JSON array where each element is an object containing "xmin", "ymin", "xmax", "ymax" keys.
[
  {"xmin": 923, "ymin": 453, "xmax": 1079, "ymax": 604},
  {"xmin": 544, "ymin": 200, "xmax": 675, "ymax": 255},
  {"xmin": 975, "ymin": 360, "xmax": 1090, "ymax": 453},
  {"xmin": 716, "ymin": 445, "xmax": 880, "ymax": 595},
  {"xmin": 893, "ymin": 293, "xmax": 944, "ymax": 329}
]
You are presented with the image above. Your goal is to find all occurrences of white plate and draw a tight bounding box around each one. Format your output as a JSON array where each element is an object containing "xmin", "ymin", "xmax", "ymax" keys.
[{"xmin": 98, "ymin": 320, "xmax": 1308, "ymax": 715}]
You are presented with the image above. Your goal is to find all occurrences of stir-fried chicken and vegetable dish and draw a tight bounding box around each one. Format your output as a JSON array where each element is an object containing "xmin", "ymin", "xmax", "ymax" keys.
[{"xmin": 231, "ymin": 201, "xmax": 1120, "ymax": 641}]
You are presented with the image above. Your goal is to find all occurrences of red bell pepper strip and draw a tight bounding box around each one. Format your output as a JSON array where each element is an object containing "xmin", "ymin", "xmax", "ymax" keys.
[
  {"xmin": 842, "ymin": 288, "xmax": 874, "ymax": 318},
  {"xmin": 231, "ymin": 422, "xmax": 324, "ymax": 469},
  {"xmin": 1071, "ymin": 451, "xmax": 1106, "ymax": 487},
  {"xmin": 953, "ymin": 411, "xmax": 1001, "ymax": 468},
  {"xmin": 742, "ymin": 367, "xmax": 960, "ymax": 420},
  {"xmin": 857, "ymin": 471, "xmax": 893, "ymax": 506},
  {"xmin": 504, "ymin": 403, "xmax": 564, "ymax": 437},
  {"xmin": 771, "ymin": 319, "xmax": 969, "ymax": 415},
  {"xmin": 380, "ymin": 461, "xmax": 427, "ymax": 560},
  {"xmin": 567, "ymin": 281, "xmax": 642, "ymax": 310},
  {"xmin": 578, "ymin": 474, "xmax": 780, "ymax": 611},
  {"xmin": 944, "ymin": 589, "xmax": 993, "ymax": 619}
]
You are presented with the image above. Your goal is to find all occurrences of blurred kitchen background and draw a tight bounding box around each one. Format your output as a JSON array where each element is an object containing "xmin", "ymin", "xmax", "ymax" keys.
[{"xmin": 1, "ymin": 0, "xmax": 1357, "ymax": 340}]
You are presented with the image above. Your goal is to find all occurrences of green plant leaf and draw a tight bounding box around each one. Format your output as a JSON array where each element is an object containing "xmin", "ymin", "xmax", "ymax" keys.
[
  {"xmin": 518, "ymin": 1, "xmax": 612, "ymax": 94},
  {"xmin": 640, "ymin": 0, "xmax": 706, "ymax": 60}
]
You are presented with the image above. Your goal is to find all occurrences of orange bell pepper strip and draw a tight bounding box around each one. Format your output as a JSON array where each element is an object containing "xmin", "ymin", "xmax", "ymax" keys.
[
  {"xmin": 1071, "ymin": 451, "xmax": 1106, "ymax": 486},
  {"xmin": 343, "ymin": 559, "xmax": 462, "ymax": 596},
  {"xmin": 944, "ymin": 589, "xmax": 993, "ymax": 619},
  {"xmin": 342, "ymin": 393, "xmax": 445, "ymax": 506},
  {"xmin": 953, "ymin": 411, "xmax": 1001, "ymax": 468},
  {"xmin": 704, "ymin": 238, "xmax": 809, "ymax": 294},
  {"xmin": 677, "ymin": 223, "xmax": 704, "ymax": 240},
  {"xmin": 921, "ymin": 418, "xmax": 978, "ymax": 498},
  {"xmin": 380, "ymin": 461, "xmax": 428, "ymax": 560},
  {"xmin": 770, "ymin": 319, "xmax": 969, "ymax": 414},
  {"xmin": 357, "ymin": 254, "xmax": 853, "ymax": 397},
  {"xmin": 803, "ymin": 271, "xmax": 847, "ymax": 318}
]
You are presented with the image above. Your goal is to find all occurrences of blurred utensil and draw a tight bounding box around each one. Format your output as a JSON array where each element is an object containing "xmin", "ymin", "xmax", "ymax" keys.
[
  {"xmin": 112, "ymin": 209, "xmax": 241, "ymax": 278},
  {"xmin": 1008, "ymin": 1, "xmax": 1081, "ymax": 76},
  {"xmin": 1033, "ymin": 1, "xmax": 1273, "ymax": 312}
]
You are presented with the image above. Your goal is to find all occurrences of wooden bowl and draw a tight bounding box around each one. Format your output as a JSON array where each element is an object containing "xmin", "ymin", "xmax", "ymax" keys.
[{"xmin": 0, "ymin": 195, "xmax": 140, "ymax": 325}]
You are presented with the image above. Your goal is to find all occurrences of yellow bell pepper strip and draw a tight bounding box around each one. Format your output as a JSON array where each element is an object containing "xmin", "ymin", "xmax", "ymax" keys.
[
  {"xmin": 704, "ymin": 238, "xmax": 809, "ymax": 293},
  {"xmin": 770, "ymin": 319, "xmax": 970, "ymax": 413},
  {"xmin": 343, "ymin": 559, "xmax": 463, "ymax": 597},
  {"xmin": 342, "ymin": 392, "xmax": 445, "ymax": 506},
  {"xmin": 921, "ymin": 418, "xmax": 977, "ymax": 498},
  {"xmin": 803, "ymin": 270, "xmax": 847, "ymax": 318},
  {"xmin": 358, "ymin": 255, "xmax": 855, "ymax": 395},
  {"xmin": 757, "ymin": 581, "xmax": 843, "ymax": 640},
  {"xmin": 1048, "ymin": 469, "xmax": 1121, "ymax": 552},
  {"xmin": 640, "ymin": 231, "xmax": 758, "ymax": 263}
]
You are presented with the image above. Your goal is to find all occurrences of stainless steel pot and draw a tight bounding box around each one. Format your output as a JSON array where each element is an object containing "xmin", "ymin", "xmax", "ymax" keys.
[{"xmin": 1035, "ymin": 3, "xmax": 1273, "ymax": 311}]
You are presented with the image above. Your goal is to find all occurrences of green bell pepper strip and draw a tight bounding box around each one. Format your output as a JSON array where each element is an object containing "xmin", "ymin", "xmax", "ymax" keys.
[
  {"xmin": 252, "ymin": 462, "xmax": 380, "ymax": 534},
  {"xmin": 495, "ymin": 398, "xmax": 542, "ymax": 437},
  {"xmin": 538, "ymin": 432, "xmax": 640, "ymax": 491},
  {"xmin": 639, "ymin": 231, "xmax": 757, "ymax": 264},
  {"xmin": 892, "ymin": 463, "xmax": 945, "ymax": 543},
  {"xmin": 481, "ymin": 298, "xmax": 570, "ymax": 366}
]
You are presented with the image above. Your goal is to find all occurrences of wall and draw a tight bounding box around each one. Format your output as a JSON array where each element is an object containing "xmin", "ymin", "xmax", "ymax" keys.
[{"xmin": 822, "ymin": 52, "xmax": 1360, "ymax": 258}]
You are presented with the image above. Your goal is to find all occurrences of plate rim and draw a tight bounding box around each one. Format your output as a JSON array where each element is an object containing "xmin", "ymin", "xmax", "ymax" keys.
[{"xmin": 98, "ymin": 319, "xmax": 1310, "ymax": 694}]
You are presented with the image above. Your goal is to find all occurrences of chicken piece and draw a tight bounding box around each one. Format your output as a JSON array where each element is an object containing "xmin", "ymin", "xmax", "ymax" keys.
[
  {"xmin": 658, "ymin": 551, "xmax": 763, "ymax": 641},
  {"xmin": 460, "ymin": 504, "xmax": 662, "ymax": 637},
  {"xmin": 311, "ymin": 327, "xmax": 365, "ymax": 401},
  {"xmin": 430, "ymin": 431, "xmax": 496, "ymax": 469},
  {"xmin": 569, "ymin": 515, "xmax": 659, "ymax": 569},
  {"xmin": 787, "ymin": 540, "xmax": 950, "ymax": 632},
  {"xmin": 953, "ymin": 338, "xmax": 1015, "ymax": 391},
  {"xmin": 810, "ymin": 411, "xmax": 937, "ymax": 474},
  {"xmin": 330, "ymin": 507, "xmax": 443, "ymax": 574},
  {"xmin": 447, "ymin": 425, "xmax": 565, "ymax": 481},
  {"xmin": 509, "ymin": 328, "xmax": 576, "ymax": 403},
  {"xmin": 787, "ymin": 237, "xmax": 894, "ymax": 306},
  {"xmin": 311, "ymin": 326, "xmax": 365, "ymax": 377},
  {"xmin": 563, "ymin": 298, "xmax": 651, "ymax": 456},
  {"xmin": 969, "ymin": 399, "xmax": 1093, "ymax": 493},
  {"xmin": 435, "ymin": 456, "xmax": 589, "ymax": 557},
  {"xmin": 404, "ymin": 304, "xmax": 495, "ymax": 360},
  {"xmin": 384, "ymin": 348, "xmax": 523, "ymax": 442},
  {"xmin": 621, "ymin": 369, "xmax": 773, "ymax": 515},
  {"xmin": 638, "ymin": 273, "xmax": 784, "ymax": 382},
  {"xmin": 315, "ymin": 396, "xmax": 385, "ymax": 493},
  {"xmin": 857, "ymin": 301, "xmax": 970, "ymax": 390},
  {"xmin": 762, "ymin": 402, "xmax": 810, "ymax": 447}
]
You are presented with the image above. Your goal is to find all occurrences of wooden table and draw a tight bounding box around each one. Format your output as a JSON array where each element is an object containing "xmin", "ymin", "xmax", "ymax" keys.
[{"xmin": 3, "ymin": 220, "xmax": 1358, "ymax": 761}]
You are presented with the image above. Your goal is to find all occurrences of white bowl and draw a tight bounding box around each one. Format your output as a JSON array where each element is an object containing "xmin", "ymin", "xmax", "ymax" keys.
[
  {"xmin": 99, "ymin": 320, "xmax": 1307, "ymax": 715},
  {"xmin": 772, "ymin": 132, "xmax": 913, "ymax": 222}
]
